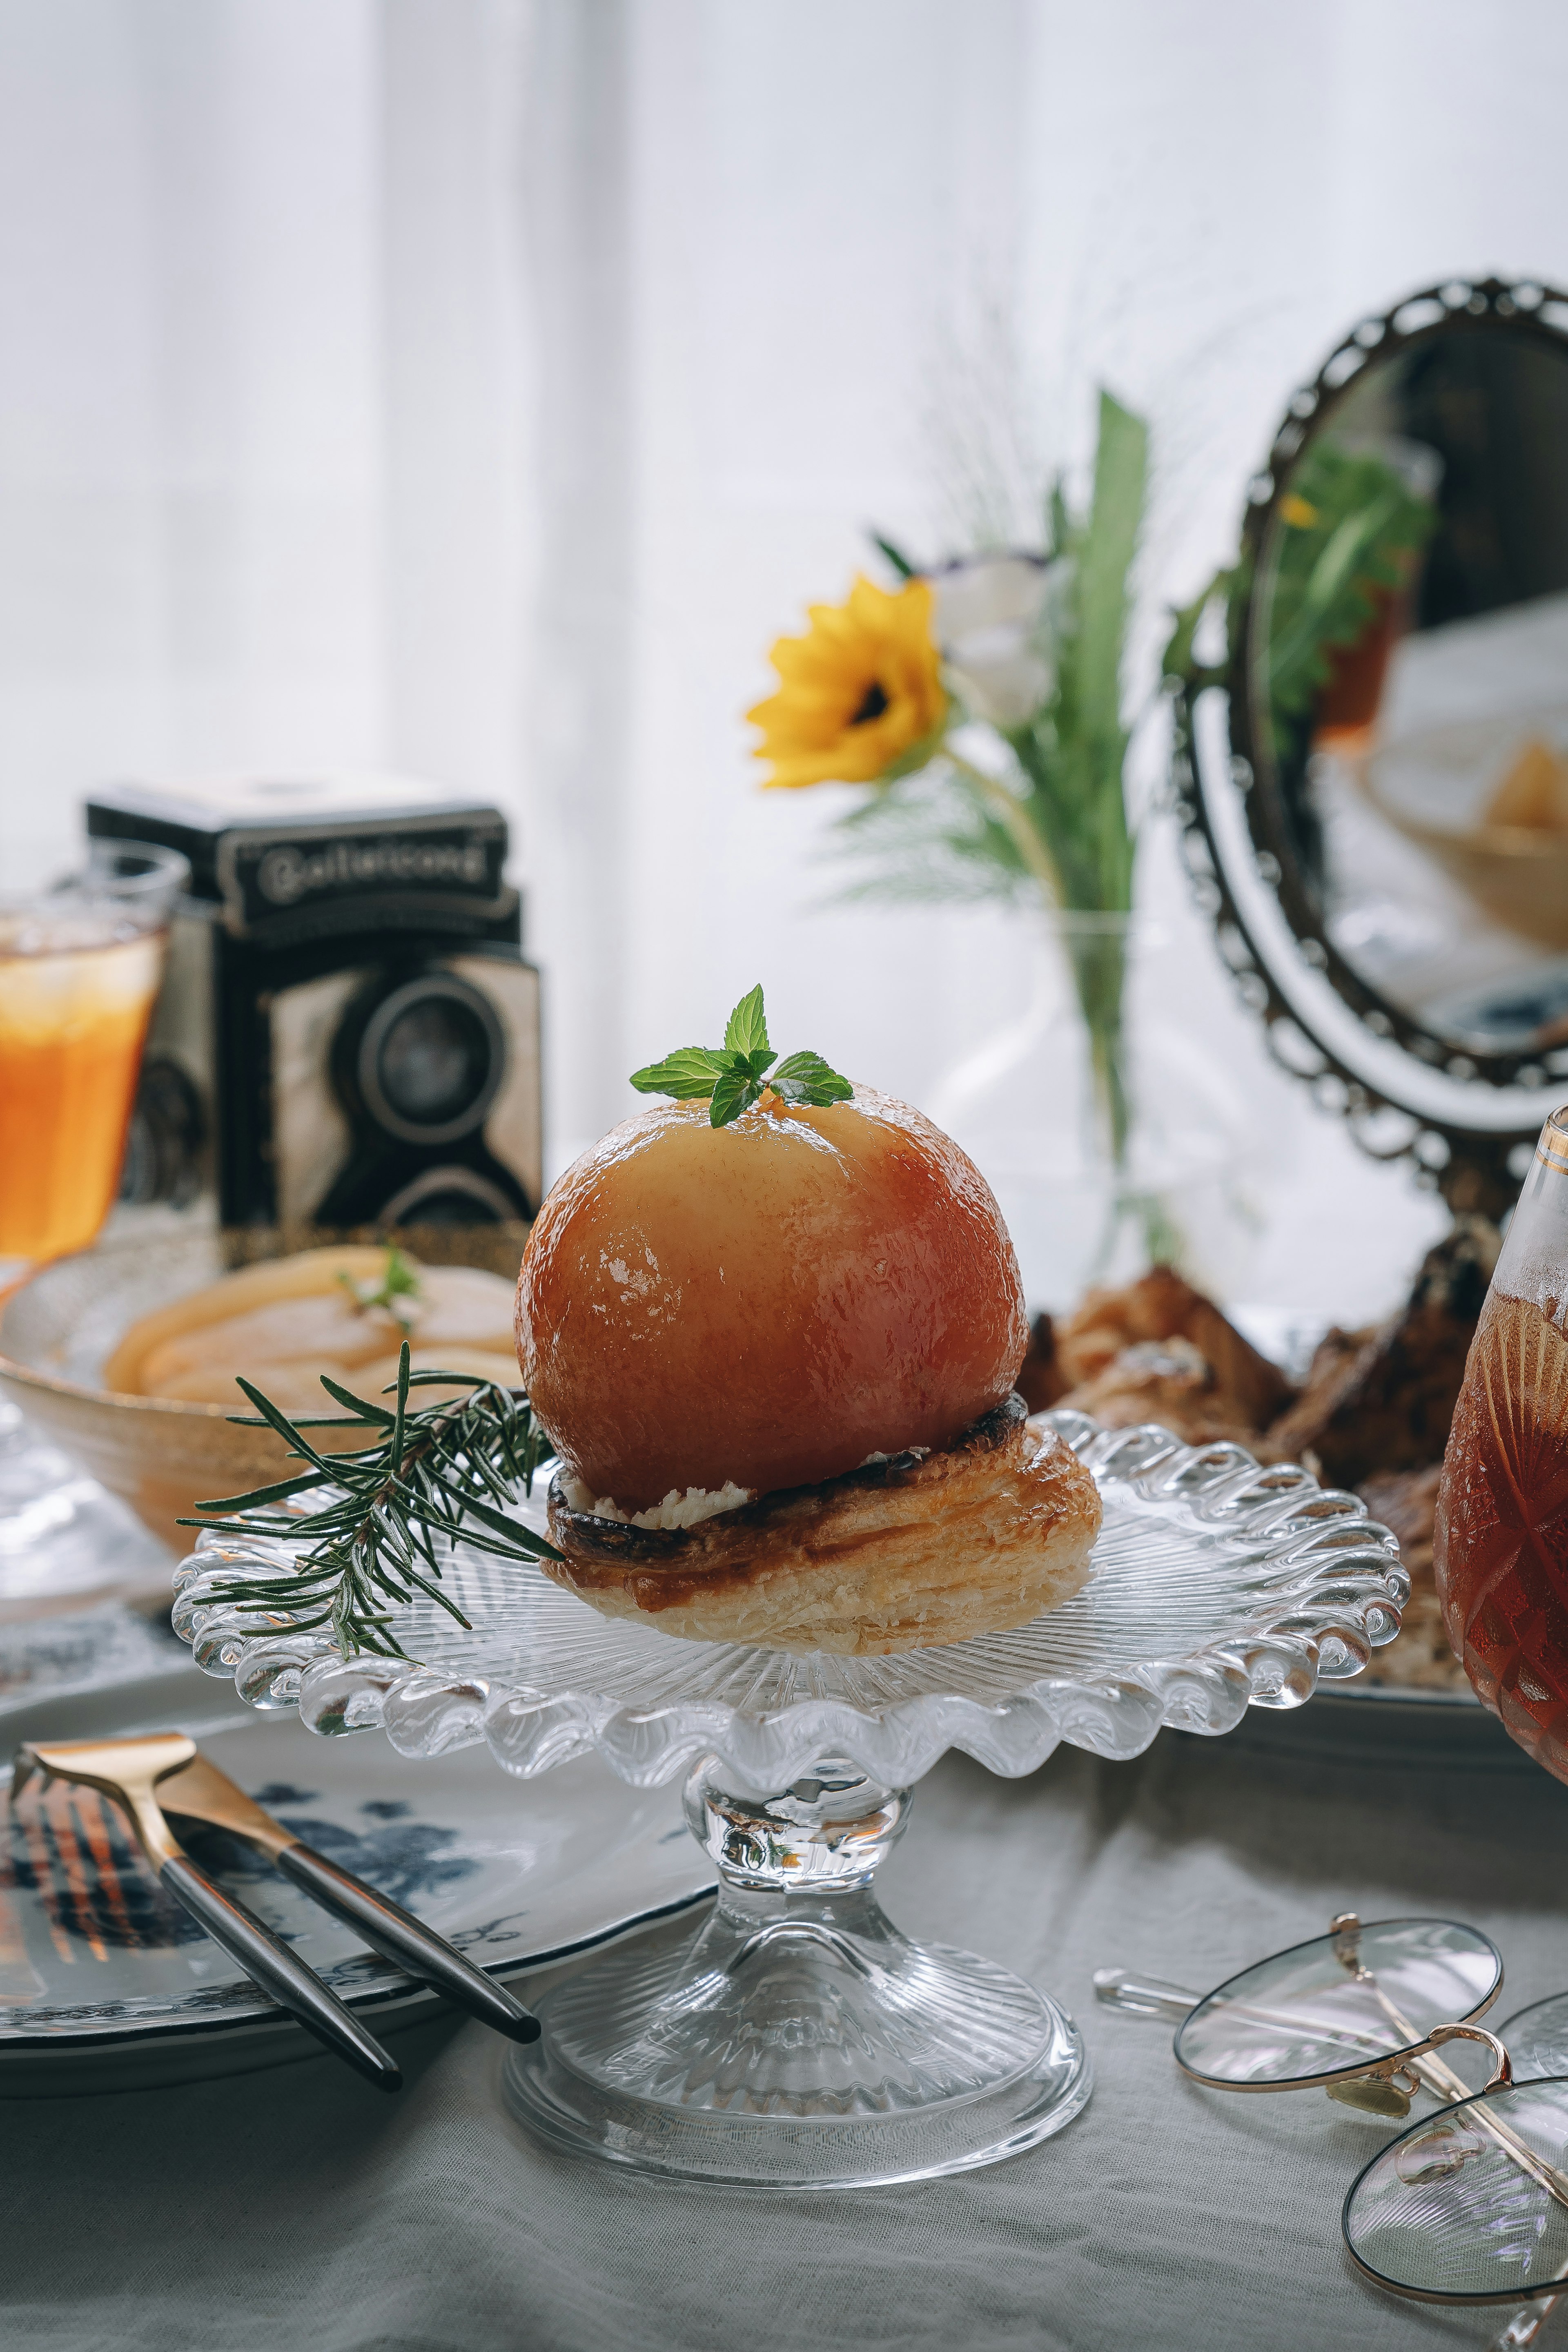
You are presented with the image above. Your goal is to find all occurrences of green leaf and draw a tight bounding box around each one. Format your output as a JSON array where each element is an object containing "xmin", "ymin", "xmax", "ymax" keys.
[
  {"xmin": 392, "ymin": 1340, "xmax": 410, "ymax": 1480},
  {"xmin": 712, "ymin": 1042, "xmax": 777, "ymax": 1084},
  {"xmin": 1046, "ymin": 480, "xmax": 1071, "ymax": 563},
  {"xmin": 1263, "ymin": 440, "xmax": 1435, "ymax": 726},
  {"xmin": 336, "ymin": 1245, "xmax": 424, "ymax": 1331},
  {"xmin": 629, "ymin": 1046, "xmax": 727, "ymax": 1099},
  {"xmin": 708, "ymin": 1066, "xmax": 761, "ymax": 1127},
  {"xmin": 632, "ymin": 988, "xmax": 849, "ymax": 1126},
  {"xmin": 1162, "ymin": 565, "xmax": 1234, "ymax": 685},
  {"xmin": 867, "ymin": 529, "xmax": 917, "ymax": 580},
  {"xmin": 316, "ymin": 1374, "xmax": 397, "ymax": 1427},
  {"xmin": 232, "ymin": 1376, "xmax": 342, "ymax": 1475},
  {"xmin": 769, "ymin": 1050, "xmax": 854, "ymax": 1106},
  {"xmin": 1078, "ymin": 388, "xmax": 1148, "ymax": 747},
  {"xmin": 722, "ymin": 985, "xmax": 771, "ymax": 1059},
  {"xmin": 187, "ymin": 1470, "xmax": 326, "ymax": 1515}
]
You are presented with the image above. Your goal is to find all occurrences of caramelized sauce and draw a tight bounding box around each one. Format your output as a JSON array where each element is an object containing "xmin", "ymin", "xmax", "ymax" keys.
[{"xmin": 1435, "ymin": 1291, "xmax": 1568, "ymax": 1780}]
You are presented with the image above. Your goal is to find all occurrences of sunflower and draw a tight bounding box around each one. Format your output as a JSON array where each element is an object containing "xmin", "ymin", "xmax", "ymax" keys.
[{"xmin": 747, "ymin": 574, "xmax": 948, "ymax": 789}]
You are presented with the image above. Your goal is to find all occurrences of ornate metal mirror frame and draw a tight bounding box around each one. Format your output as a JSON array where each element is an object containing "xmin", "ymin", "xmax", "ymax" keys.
[{"xmin": 1172, "ymin": 275, "xmax": 1568, "ymax": 1220}]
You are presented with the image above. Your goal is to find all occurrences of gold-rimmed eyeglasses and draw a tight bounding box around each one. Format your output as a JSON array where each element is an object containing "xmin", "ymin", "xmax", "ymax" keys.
[{"xmin": 1098, "ymin": 1913, "xmax": 1568, "ymax": 2337}]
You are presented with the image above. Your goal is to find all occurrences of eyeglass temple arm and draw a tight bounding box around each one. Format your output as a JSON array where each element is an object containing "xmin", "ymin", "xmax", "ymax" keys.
[
  {"xmin": 1488, "ymin": 2300, "xmax": 1561, "ymax": 2352},
  {"xmin": 1092, "ymin": 1967, "xmax": 1200, "ymax": 2021}
]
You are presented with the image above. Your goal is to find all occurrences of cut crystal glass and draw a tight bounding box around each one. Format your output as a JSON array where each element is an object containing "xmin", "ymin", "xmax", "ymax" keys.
[{"xmin": 172, "ymin": 1410, "xmax": 1406, "ymax": 2185}]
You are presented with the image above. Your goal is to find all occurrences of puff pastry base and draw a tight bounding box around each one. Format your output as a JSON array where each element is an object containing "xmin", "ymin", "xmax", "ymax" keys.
[{"xmin": 543, "ymin": 1393, "xmax": 1102, "ymax": 1655}]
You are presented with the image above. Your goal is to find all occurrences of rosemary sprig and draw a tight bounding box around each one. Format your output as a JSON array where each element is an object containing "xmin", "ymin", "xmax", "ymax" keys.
[{"xmin": 181, "ymin": 1342, "xmax": 561, "ymax": 1662}]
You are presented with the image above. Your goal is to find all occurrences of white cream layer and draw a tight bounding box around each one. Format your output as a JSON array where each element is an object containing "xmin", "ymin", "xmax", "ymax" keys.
[{"xmin": 560, "ymin": 1473, "xmax": 754, "ymax": 1531}]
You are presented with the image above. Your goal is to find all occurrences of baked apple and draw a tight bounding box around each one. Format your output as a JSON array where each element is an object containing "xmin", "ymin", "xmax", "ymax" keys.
[
  {"xmin": 519, "ymin": 1085, "xmax": 1030, "ymax": 1509},
  {"xmin": 515, "ymin": 993, "xmax": 1102, "ymax": 1655}
]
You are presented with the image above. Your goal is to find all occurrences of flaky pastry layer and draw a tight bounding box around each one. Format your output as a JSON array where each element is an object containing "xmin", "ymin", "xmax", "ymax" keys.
[{"xmin": 543, "ymin": 1393, "xmax": 1102, "ymax": 1654}]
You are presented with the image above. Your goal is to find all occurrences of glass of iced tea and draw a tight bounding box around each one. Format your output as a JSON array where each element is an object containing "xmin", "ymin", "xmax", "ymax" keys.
[
  {"xmin": 0, "ymin": 841, "xmax": 188, "ymax": 1272},
  {"xmin": 1436, "ymin": 1106, "xmax": 1568, "ymax": 1779}
]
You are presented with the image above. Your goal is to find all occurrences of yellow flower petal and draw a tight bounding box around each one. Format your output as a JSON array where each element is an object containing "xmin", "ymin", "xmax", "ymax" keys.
[{"xmin": 748, "ymin": 574, "xmax": 947, "ymax": 789}]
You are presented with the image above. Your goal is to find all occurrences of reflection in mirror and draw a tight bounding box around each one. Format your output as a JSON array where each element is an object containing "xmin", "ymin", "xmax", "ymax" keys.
[{"xmin": 1250, "ymin": 321, "xmax": 1568, "ymax": 1064}]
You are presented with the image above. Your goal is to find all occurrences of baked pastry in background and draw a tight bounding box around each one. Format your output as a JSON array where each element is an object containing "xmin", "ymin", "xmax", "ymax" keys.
[
  {"xmin": 1016, "ymin": 1237, "xmax": 1490, "ymax": 1694},
  {"xmin": 108, "ymin": 1246, "xmax": 519, "ymax": 1411},
  {"xmin": 1265, "ymin": 1219, "xmax": 1497, "ymax": 1486},
  {"xmin": 1018, "ymin": 1266, "xmax": 1292, "ymax": 1437}
]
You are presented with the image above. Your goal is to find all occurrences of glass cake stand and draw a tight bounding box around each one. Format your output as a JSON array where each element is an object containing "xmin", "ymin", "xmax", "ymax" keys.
[{"xmin": 172, "ymin": 1411, "xmax": 1406, "ymax": 2187}]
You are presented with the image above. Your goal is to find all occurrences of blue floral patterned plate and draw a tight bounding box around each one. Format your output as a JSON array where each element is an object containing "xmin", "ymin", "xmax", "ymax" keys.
[{"xmin": 0, "ymin": 1674, "xmax": 713, "ymax": 2093}]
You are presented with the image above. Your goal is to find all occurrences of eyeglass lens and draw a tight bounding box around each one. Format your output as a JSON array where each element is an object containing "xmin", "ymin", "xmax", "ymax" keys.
[
  {"xmin": 1175, "ymin": 1918, "xmax": 1502, "ymax": 2089},
  {"xmin": 1501, "ymin": 1995, "xmax": 1568, "ymax": 2084},
  {"xmin": 1345, "ymin": 2080, "xmax": 1568, "ymax": 2304}
]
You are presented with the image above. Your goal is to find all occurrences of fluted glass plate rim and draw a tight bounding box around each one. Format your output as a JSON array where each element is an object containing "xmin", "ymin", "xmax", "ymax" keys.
[{"xmin": 171, "ymin": 1410, "xmax": 1406, "ymax": 1789}]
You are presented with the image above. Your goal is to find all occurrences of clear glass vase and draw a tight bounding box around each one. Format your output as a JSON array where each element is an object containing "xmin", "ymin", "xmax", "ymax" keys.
[{"xmin": 924, "ymin": 911, "xmax": 1260, "ymax": 1311}]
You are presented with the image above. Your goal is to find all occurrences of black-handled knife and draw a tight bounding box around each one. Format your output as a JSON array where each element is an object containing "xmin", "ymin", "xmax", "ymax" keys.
[
  {"xmin": 157, "ymin": 1752, "xmax": 541, "ymax": 2046},
  {"xmin": 158, "ymin": 1854, "xmax": 402, "ymax": 2088}
]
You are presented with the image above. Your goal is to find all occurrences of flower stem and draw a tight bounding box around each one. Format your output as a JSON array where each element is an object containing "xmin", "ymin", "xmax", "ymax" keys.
[
  {"xmin": 942, "ymin": 745, "xmax": 1064, "ymax": 910},
  {"xmin": 1062, "ymin": 924, "xmax": 1131, "ymax": 1172},
  {"xmin": 944, "ymin": 735, "xmax": 1181, "ymax": 1266}
]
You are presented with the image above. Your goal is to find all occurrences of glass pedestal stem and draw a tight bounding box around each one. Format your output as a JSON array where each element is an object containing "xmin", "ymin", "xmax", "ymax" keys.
[{"xmin": 502, "ymin": 1755, "xmax": 1092, "ymax": 2187}]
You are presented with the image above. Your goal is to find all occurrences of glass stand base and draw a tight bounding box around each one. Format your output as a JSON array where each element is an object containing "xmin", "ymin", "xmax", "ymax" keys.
[{"xmin": 500, "ymin": 1756, "xmax": 1093, "ymax": 2187}]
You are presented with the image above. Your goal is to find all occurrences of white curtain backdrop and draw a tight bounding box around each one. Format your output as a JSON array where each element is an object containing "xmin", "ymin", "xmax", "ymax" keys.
[{"xmin": 4, "ymin": 0, "xmax": 1568, "ymax": 1314}]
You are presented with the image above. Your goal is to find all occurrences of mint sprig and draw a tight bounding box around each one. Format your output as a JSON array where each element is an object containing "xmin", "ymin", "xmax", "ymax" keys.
[
  {"xmin": 630, "ymin": 985, "xmax": 853, "ymax": 1128},
  {"xmin": 337, "ymin": 1245, "xmax": 424, "ymax": 1333}
]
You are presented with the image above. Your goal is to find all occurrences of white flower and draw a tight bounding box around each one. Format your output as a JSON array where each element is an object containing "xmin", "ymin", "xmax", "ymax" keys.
[{"xmin": 929, "ymin": 553, "xmax": 1067, "ymax": 731}]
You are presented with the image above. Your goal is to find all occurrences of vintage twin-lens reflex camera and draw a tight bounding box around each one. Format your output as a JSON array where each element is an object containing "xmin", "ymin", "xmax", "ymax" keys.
[{"xmin": 86, "ymin": 776, "xmax": 542, "ymax": 1233}]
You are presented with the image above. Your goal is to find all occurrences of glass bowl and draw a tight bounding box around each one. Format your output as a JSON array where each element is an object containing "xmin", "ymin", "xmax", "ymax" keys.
[
  {"xmin": 174, "ymin": 1409, "xmax": 1407, "ymax": 2187},
  {"xmin": 0, "ymin": 1226, "xmax": 526, "ymax": 1556},
  {"xmin": 0, "ymin": 1232, "xmax": 370, "ymax": 1555}
]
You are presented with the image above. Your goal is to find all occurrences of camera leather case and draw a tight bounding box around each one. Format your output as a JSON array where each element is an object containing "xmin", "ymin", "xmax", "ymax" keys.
[{"xmin": 87, "ymin": 775, "xmax": 542, "ymax": 1234}]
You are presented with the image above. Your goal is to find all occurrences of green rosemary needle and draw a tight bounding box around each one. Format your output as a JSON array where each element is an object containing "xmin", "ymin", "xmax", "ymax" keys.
[{"xmin": 182, "ymin": 1340, "xmax": 561, "ymax": 1661}]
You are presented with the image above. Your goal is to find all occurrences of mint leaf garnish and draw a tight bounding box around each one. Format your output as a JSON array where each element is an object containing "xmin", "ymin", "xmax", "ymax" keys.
[
  {"xmin": 630, "ymin": 988, "xmax": 852, "ymax": 1127},
  {"xmin": 628, "ymin": 1045, "xmax": 729, "ymax": 1099},
  {"xmin": 337, "ymin": 1245, "xmax": 424, "ymax": 1333},
  {"xmin": 707, "ymin": 1065, "xmax": 755, "ymax": 1127},
  {"xmin": 769, "ymin": 1050, "xmax": 855, "ymax": 1107},
  {"xmin": 723, "ymin": 983, "xmax": 771, "ymax": 1060}
]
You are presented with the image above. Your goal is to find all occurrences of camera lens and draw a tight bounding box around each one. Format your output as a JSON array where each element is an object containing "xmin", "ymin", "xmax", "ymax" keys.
[
  {"xmin": 355, "ymin": 973, "xmax": 505, "ymax": 1145},
  {"xmin": 377, "ymin": 996, "xmax": 490, "ymax": 1125}
]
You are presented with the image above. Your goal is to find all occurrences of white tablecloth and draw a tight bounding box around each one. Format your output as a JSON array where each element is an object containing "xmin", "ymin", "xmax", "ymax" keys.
[{"xmin": 3, "ymin": 1711, "xmax": 1563, "ymax": 2352}]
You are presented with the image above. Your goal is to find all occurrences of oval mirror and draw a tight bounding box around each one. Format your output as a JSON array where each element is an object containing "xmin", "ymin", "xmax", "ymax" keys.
[{"xmin": 1175, "ymin": 278, "xmax": 1568, "ymax": 1217}]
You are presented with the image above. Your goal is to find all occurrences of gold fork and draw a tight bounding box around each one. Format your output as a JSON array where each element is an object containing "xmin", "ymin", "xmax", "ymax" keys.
[{"xmin": 12, "ymin": 1734, "xmax": 401, "ymax": 2089}]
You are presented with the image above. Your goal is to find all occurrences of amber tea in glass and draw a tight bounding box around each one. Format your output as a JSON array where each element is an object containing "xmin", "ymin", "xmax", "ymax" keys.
[
  {"xmin": 1437, "ymin": 1108, "xmax": 1568, "ymax": 1781},
  {"xmin": 0, "ymin": 843, "xmax": 187, "ymax": 1267}
]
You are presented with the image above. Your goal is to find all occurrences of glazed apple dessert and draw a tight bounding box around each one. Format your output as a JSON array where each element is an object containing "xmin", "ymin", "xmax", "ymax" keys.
[{"xmin": 517, "ymin": 990, "xmax": 1102, "ymax": 1655}]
